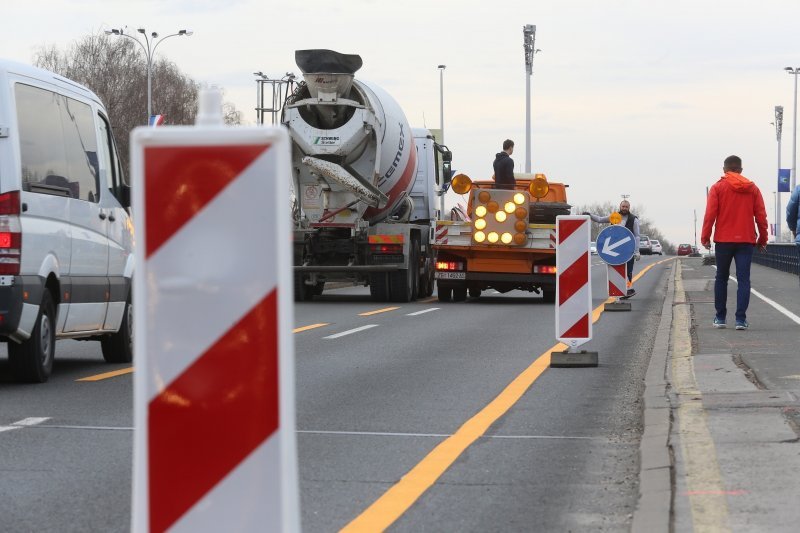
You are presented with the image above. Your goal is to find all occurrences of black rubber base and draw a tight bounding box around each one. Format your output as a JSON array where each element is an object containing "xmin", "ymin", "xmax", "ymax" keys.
[{"xmin": 550, "ymin": 350, "xmax": 599, "ymax": 368}]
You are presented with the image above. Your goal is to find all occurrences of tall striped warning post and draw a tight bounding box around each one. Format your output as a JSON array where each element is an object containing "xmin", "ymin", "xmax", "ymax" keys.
[
  {"xmin": 130, "ymin": 89, "xmax": 299, "ymax": 533},
  {"xmin": 552, "ymin": 215, "xmax": 598, "ymax": 367},
  {"xmin": 595, "ymin": 224, "xmax": 636, "ymax": 312}
]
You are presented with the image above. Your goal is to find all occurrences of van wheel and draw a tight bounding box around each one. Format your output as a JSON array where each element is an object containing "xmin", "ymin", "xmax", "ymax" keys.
[
  {"xmin": 101, "ymin": 298, "xmax": 133, "ymax": 363},
  {"xmin": 9, "ymin": 291, "xmax": 56, "ymax": 383}
]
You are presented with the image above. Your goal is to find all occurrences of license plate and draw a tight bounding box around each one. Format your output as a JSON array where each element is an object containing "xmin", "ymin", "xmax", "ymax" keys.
[{"xmin": 435, "ymin": 271, "xmax": 466, "ymax": 280}]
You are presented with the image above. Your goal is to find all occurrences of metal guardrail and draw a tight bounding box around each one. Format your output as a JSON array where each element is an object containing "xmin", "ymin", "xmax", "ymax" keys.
[{"xmin": 753, "ymin": 243, "xmax": 799, "ymax": 275}]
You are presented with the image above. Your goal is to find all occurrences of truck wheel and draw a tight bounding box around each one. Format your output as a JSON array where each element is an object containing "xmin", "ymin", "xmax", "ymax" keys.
[
  {"xmin": 453, "ymin": 287, "xmax": 468, "ymax": 302},
  {"xmin": 370, "ymin": 273, "xmax": 390, "ymax": 301},
  {"xmin": 542, "ymin": 288, "xmax": 556, "ymax": 303},
  {"xmin": 101, "ymin": 297, "xmax": 133, "ymax": 364},
  {"xmin": 312, "ymin": 282, "xmax": 325, "ymax": 296},
  {"xmin": 9, "ymin": 291, "xmax": 56, "ymax": 383},
  {"xmin": 419, "ymin": 247, "xmax": 435, "ymax": 297},
  {"xmin": 294, "ymin": 273, "xmax": 314, "ymax": 301},
  {"xmin": 468, "ymin": 288, "xmax": 482, "ymax": 298},
  {"xmin": 438, "ymin": 285, "xmax": 452, "ymax": 302},
  {"xmin": 390, "ymin": 242, "xmax": 418, "ymax": 302}
]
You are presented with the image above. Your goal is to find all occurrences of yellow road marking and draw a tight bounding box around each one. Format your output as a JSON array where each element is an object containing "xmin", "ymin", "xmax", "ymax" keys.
[
  {"xmin": 418, "ymin": 296, "xmax": 438, "ymax": 304},
  {"xmin": 671, "ymin": 262, "xmax": 730, "ymax": 531},
  {"xmin": 342, "ymin": 257, "xmax": 670, "ymax": 531},
  {"xmin": 293, "ymin": 323, "xmax": 330, "ymax": 333},
  {"xmin": 76, "ymin": 367, "xmax": 133, "ymax": 382},
  {"xmin": 358, "ymin": 306, "xmax": 400, "ymax": 316}
]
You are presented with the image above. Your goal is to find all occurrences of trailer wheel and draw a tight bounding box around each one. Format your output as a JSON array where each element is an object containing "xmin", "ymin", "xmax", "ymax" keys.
[
  {"xmin": 468, "ymin": 288, "xmax": 482, "ymax": 298},
  {"xmin": 370, "ymin": 273, "xmax": 390, "ymax": 301},
  {"xmin": 437, "ymin": 285, "xmax": 452, "ymax": 302},
  {"xmin": 542, "ymin": 287, "xmax": 556, "ymax": 303},
  {"xmin": 294, "ymin": 273, "xmax": 314, "ymax": 301},
  {"xmin": 312, "ymin": 282, "xmax": 325, "ymax": 296},
  {"xmin": 9, "ymin": 290, "xmax": 56, "ymax": 383},
  {"xmin": 453, "ymin": 287, "xmax": 468, "ymax": 302}
]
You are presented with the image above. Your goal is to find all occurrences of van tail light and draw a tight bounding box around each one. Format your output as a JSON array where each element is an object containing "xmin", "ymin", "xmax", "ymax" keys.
[{"xmin": 0, "ymin": 191, "xmax": 21, "ymax": 275}]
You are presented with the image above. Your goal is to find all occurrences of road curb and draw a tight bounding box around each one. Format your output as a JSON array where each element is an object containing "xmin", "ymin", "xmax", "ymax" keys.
[{"xmin": 631, "ymin": 262, "xmax": 675, "ymax": 533}]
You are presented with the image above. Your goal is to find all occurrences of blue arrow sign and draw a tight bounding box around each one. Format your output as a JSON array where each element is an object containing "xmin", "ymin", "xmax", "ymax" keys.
[{"xmin": 596, "ymin": 225, "xmax": 636, "ymax": 265}]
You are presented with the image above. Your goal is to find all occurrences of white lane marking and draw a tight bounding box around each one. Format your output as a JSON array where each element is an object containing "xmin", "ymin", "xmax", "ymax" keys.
[
  {"xmin": 0, "ymin": 417, "xmax": 51, "ymax": 433},
  {"xmin": 297, "ymin": 429, "xmax": 604, "ymax": 440},
  {"xmin": 13, "ymin": 417, "xmax": 50, "ymax": 426},
  {"xmin": 323, "ymin": 324, "xmax": 379, "ymax": 339},
  {"xmin": 406, "ymin": 308, "xmax": 440, "ymax": 316},
  {"xmin": 715, "ymin": 267, "xmax": 800, "ymax": 325}
]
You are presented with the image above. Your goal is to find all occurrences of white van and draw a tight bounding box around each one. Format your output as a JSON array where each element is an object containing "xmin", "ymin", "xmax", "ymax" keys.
[{"xmin": 0, "ymin": 59, "xmax": 134, "ymax": 382}]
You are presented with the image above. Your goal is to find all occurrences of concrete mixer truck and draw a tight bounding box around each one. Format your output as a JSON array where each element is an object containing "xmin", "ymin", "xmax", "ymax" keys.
[{"xmin": 282, "ymin": 50, "xmax": 452, "ymax": 302}]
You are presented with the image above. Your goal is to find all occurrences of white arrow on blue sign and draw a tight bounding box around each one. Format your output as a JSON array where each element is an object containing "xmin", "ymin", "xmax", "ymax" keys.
[{"xmin": 596, "ymin": 225, "xmax": 636, "ymax": 265}]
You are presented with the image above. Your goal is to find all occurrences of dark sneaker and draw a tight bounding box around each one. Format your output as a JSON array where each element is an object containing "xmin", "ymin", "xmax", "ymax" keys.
[
  {"xmin": 735, "ymin": 320, "xmax": 749, "ymax": 330},
  {"xmin": 713, "ymin": 317, "xmax": 726, "ymax": 329},
  {"xmin": 627, "ymin": 288, "xmax": 636, "ymax": 297}
]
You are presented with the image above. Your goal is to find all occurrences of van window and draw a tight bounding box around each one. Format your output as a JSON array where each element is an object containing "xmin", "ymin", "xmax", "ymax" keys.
[
  {"xmin": 97, "ymin": 114, "xmax": 127, "ymax": 196},
  {"xmin": 16, "ymin": 83, "xmax": 99, "ymax": 202}
]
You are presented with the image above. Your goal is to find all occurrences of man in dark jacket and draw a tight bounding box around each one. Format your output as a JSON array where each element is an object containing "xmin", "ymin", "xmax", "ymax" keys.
[{"xmin": 493, "ymin": 139, "xmax": 515, "ymax": 190}]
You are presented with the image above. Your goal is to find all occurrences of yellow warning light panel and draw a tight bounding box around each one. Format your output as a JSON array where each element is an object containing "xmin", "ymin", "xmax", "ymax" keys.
[
  {"xmin": 472, "ymin": 189, "xmax": 530, "ymax": 246},
  {"xmin": 609, "ymin": 212, "xmax": 622, "ymax": 225}
]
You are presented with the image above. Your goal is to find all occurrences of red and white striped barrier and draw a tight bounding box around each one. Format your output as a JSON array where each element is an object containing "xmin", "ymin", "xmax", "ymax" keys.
[
  {"xmin": 130, "ymin": 108, "xmax": 298, "ymax": 532},
  {"xmin": 607, "ymin": 263, "xmax": 627, "ymax": 298},
  {"xmin": 555, "ymin": 216, "xmax": 592, "ymax": 348}
]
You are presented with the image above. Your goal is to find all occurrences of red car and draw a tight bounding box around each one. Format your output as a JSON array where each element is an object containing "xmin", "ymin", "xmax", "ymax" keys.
[{"xmin": 677, "ymin": 243, "xmax": 693, "ymax": 256}]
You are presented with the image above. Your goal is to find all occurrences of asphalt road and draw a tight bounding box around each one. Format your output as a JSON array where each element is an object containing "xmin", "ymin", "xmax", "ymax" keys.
[{"xmin": 0, "ymin": 255, "xmax": 671, "ymax": 532}]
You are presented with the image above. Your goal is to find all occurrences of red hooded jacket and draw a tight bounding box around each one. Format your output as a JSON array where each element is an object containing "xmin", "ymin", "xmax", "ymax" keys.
[{"xmin": 701, "ymin": 172, "xmax": 768, "ymax": 246}]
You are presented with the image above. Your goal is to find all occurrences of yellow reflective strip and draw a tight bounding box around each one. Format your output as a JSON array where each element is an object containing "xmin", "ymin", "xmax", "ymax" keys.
[
  {"xmin": 76, "ymin": 367, "xmax": 133, "ymax": 382},
  {"xmin": 359, "ymin": 306, "xmax": 400, "ymax": 316},
  {"xmin": 293, "ymin": 323, "xmax": 330, "ymax": 333}
]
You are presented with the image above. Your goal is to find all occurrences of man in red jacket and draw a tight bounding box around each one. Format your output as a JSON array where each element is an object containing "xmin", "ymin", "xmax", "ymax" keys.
[{"xmin": 701, "ymin": 155, "xmax": 768, "ymax": 330}]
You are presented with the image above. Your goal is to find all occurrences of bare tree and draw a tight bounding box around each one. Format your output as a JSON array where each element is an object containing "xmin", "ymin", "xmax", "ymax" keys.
[{"xmin": 34, "ymin": 32, "xmax": 241, "ymax": 176}]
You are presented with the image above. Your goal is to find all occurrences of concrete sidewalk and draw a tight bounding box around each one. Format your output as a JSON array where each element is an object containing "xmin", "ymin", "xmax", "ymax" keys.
[{"xmin": 636, "ymin": 257, "xmax": 800, "ymax": 532}]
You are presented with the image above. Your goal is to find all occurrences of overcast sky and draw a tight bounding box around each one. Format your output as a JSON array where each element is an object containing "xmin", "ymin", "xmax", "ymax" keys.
[{"xmin": 5, "ymin": 0, "xmax": 800, "ymax": 246}]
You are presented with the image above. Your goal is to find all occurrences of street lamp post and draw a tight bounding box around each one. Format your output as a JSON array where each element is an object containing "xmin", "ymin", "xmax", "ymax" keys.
[
  {"xmin": 105, "ymin": 27, "xmax": 193, "ymax": 123},
  {"xmin": 436, "ymin": 64, "xmax": 447, "ymax": 219},
  {"xmin": 437, "ymin": 65, "xmax": 446, "ymax": 145},
  {"xmin": 774, "ymin": 105, "xmax": 784, "ymax": 242},
  {"xmin": 523, "ymin": 24, "xmax": 538, "ymax": 173},
  {"xmin": 785, "ymin": 67, "xmax": 799, "ymax": 192}
]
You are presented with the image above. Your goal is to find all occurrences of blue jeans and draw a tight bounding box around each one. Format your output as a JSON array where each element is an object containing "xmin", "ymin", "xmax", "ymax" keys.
[
  {"xmin": 714, "ymin": 242, "xmax": 754, "ymax": 322},
  {"xmin": 626, "ymin": 257, "xmax": 634, "ymax": 284}
]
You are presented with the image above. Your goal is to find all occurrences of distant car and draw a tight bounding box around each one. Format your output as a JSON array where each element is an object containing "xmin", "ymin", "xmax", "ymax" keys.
[
  {"xmin": 677, "ymin": 243, "xmax": 692, "ymax": 256},
  {"xmin": 590, "ymin": 241, "xmax": 597, "ymax": 255},
  {"xmin": 689, "ymin": 245, "xmax": 702, "ymax": 257},
  {"xmin": 639, "ymin": 235, "xmax": 652, "ymax": 255},
  {"xmin": 650, "ymin": 239, "xmax": 663, "ymax": 255}
]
